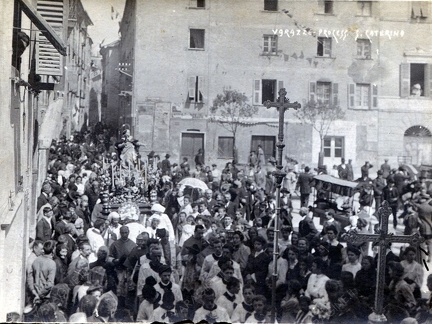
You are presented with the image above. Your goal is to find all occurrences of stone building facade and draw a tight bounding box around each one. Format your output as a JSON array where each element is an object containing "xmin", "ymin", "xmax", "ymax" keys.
[{"xmin": 113, "ymin": 0, "xmax": 432, "ymax": 175}]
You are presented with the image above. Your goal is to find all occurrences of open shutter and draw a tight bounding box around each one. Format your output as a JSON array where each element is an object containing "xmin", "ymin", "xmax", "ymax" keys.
[
  {"xmin": 198, "ymin": 76, "xmax": 205, "ymax": 103},
  {"xmin": 425, "ymin": 64, "xmax": 432, "ymax": 98},
  {"xmin": 348, "ymin": 83, "xmax": 356, "ymax": 108},
  {"xmin": 332, "ymin": 82, "xmax": 339, "ymax": 106},
  {"xmin": 253, "ymin": 79, "xmax": 262, "ymax": 105},
  {"xmin": 188, "ymin": 76, "xmax": 196, "ymax": 101},
  {"xmin": 372, "ymin": 84, "xmax": 378, "ymax": 108},
  {"xmin": 309, "ymin": 82, "xmax": 316, "ymax": 101},
  {"xmin": 324, "ymin": 39, "xmax": 332, "ymax": 57},
  {"xmin": 277, "ymin": 80, "xmax": 284, "ymax": 99},
  {"xmin": 36, "ymin": 0, "xmax": 64, "ymax": 76},
  {"xmin": 400, "ymin": 63, "xmax": 411, "ymax": 98}
]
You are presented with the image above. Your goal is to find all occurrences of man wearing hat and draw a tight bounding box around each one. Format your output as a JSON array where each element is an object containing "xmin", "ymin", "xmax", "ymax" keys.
[
  {"xmin": 296, "ymin": 166, "xmax": 314, "ymax": 208},
  {"xmin": 37, "ymin": 183, "xmax": 52, "ymax": 212},
  {"xmin": 161, "ymin": 154, "xmax": 172, "ymax": 176},
  {"xmin": 361, "ymin": 161, "xmax": 373, "ymax": 179},
  {"xmin": 373, "ymin": 169, "xmax": 386, "ymax": 210},
  {"xmin": 413, "ymin": 193, "xmax": 432, "ymax": 261},
  {"xmin": 383, "ymin": 179, "xmax": 400, "ymax": 229},
  {"xmin": 36, "ymin": 207, "xmax": 54, "ymax": 242}
]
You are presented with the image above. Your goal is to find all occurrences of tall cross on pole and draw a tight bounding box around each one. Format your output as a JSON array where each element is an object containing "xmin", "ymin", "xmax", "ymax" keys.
[
  {"xmin": 263, "ymin": 88, "xmax": 301, "ymax": 323},
  {"xmin": 345, "ymin": 200, "xmax": 424, "ymax": 324}
]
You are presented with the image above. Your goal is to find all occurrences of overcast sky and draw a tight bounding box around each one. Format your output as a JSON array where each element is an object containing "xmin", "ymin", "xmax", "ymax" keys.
[{"xmin": 81, "ymin": 0, "xmax": 126, "ymax": 55}]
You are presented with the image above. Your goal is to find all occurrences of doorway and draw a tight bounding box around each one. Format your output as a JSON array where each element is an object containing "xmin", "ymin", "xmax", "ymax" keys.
[
  {"xmin": 181, "ymin": 132, "xmax": 204, "ymax": 168},
  {"xmin": 251, "ymin": 135, "xmax": 276, "ymax": 164}
]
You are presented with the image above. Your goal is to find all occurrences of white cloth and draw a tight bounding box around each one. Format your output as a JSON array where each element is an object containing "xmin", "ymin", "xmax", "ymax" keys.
[
  {"xmin": 155, "ymin": 281, "xmax": 183, "ymax": 305},
  {"xmin": 126, "ymin": 222, "xmax": 147, "ymax": 243},
  {"xmin": 146, "ymin": 213, "xmax": 175, "ymax": 242},
  {"xmin": 193, "ymin": 305, "xmax": 231, "ymax": 323},
  {"xmin": 86, "ymin": 228, "xmax": 106, "ymax": 263},
  {"xmin": 305, "ymin": 274, "xmax": 329, "ymax": 300},
  {"xmin": 216, "ymin": 293, "xmax": 244, "ymax": 318},
  {"xmin": 342, "ymin": 262, "xmax": 362, "ymax": 278}
]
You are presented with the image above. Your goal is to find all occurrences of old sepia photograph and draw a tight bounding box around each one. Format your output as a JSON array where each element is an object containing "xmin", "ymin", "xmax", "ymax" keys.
[{"xmin": 0, "ymin": 0, "xmax": 432, "ymax": 323}]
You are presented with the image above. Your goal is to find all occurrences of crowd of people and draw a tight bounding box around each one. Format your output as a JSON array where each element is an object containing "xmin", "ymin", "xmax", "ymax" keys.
[{"xmin": 22, "ymin": 122, "xmax": 432, "ymax": 323}]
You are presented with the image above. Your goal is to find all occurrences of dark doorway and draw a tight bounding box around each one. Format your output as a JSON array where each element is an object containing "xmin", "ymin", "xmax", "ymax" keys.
[
  {"xmin": 251, "ymin": 135, "xmax": 276, "ymax": 164},
  {"xmin": 181, "ymin": 133, "xmax": 204, "ymax": 168}
]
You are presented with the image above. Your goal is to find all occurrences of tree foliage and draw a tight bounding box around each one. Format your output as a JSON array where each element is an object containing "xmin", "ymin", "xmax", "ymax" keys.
[
  {"xmin": 210, "ymin": 89, "xmax": 258, "ymax": 159},
  {"xmin": 294, "ymin": 99, "xmax": 345, "ymax": 141},
  {"xmin": 210, "ymin": 89, "xmax": 258, "ymax": 134}
]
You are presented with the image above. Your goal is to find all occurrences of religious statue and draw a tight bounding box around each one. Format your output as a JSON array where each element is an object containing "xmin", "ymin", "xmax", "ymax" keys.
[{"xmin": 116, "ymin": 129, "xmax": 141, "ymax": 169}]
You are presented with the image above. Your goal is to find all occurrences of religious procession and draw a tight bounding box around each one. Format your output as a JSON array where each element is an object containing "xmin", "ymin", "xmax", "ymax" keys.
[{"xmin": 25, "ymin": 122, "xmax": 432, "ymax": 324}]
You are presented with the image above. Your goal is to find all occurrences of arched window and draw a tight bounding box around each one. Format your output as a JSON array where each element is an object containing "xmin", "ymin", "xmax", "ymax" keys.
[{"xmin": 404, "ymin": 125, "xmax": 432, "ymax": 137}]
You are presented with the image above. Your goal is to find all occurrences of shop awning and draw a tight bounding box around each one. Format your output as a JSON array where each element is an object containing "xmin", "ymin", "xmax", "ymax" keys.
[{"xmin": 18, "ymin": 0, "xmax": 67, "ymax": 56}]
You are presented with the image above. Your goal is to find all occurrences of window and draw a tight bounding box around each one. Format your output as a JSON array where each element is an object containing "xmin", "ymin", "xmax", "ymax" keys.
[
  {"xmin": 253, "ymin": 79, "xmax": 284, "ymax": 105},
  {"xmin": 357, "ymin": 1, "xmax": 372, "ymax": 16},
  {"xmin": 264, "ymin": 0, "xmax": 278, "ymax": 11},
  {"xmin": 316, "ymin": 82, "xmax": 331, "ymax": 105},
  {"xmin": 263, "ymin": 35, "xmax": 277, "ymax": 54},
  {"xmin": 324, "ymin": 136, "xmax": 344, "ymax": 158},
  {"xmin": 318, "ymin": 0, "xmax": 333, "ymax": 14},
  {"xmin": 189, "ymin": 0, "xmax": 205, "ymax": 8},
  {"xmin": 317, "ymin": 37, "xmax": 332, "ymax": 57},
  {"xmin": 348, "ymin": 83, "xmax": 378, "ymax": 109},
  {"xmin": 188, "ymin": 76, "xmax": 204, "ymax": 103},
  {"xmin": 356, "ymin": 39, "xmax": 371, "ymax": 59},
  {"xmin": 400, "ymin": 63, "xmax": 432, "ymax": 97},
  {"xmin": 412, "ymin": 1, "xmax": 428, "ymax": 19},
  {"xmin": 218, "ymin": 137, "xmax": 234, "ymax": 158},
  {"xmin": 309, "ymin": 81, "xmax": 339, "ymax": 106},
  {"xmin": 189, "ymin": 29, "xmax": 205, "ymax": 49}
]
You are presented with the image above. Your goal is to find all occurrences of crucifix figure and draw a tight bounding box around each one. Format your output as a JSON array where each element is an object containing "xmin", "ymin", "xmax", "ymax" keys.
[
  {"xmin": 263, "ymin": 88, "xmax": 301, "ymax": 322},
  {"xmin": 345, "ymin": 200, "xmax": 424, "ymax": 324}
]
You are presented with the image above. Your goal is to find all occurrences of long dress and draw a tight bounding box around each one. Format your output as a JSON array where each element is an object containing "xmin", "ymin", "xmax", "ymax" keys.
[{"xmin": 120, "ymin": 136, "xmax": 137, "ymax": 167}]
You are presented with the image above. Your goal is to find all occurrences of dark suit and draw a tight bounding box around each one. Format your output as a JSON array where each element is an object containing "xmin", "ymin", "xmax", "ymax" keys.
[
  {"xmin": 296, "ymin": 172, "xmax": 314, "ymax": 207},
  {"xmin": 36, "ymin": 193, "xmax": 49, "ymax": 212},
  {"xmin": 36, "ymin": 218, "xmax": 53, "ymax": 242},
  {"xmin": 244, "ymin": 251, "xmax": 272, "ymax": 296},
  {"xmin": 54, "ymin": 221, "xmax": 68, "ymax": 240},
  {"xmin": 299, "ymin": 216, "xmax": 318, "ymax": 242}
]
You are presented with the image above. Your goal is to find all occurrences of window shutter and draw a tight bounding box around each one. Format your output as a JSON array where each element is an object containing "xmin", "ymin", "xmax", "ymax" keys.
[
  {"xmin": 198, "ymin": 76, "xmax": 205, "ymax": 103},
  {"xmin": 425, "ymin": 64, "xmax": 432, "ymax": 98},
  {"xmin": 324, "ymin": 39, "xmax": 332, "ymax": 57},
  {"xmin": 400, "ymin": 63, "xmax": 410, "ymax": 98},
  {"xmin": 372, "ymin": 84, "xmax": 378, "ymax": 108},
  {"xmin": 348, "ymin": 84, "xmax": 356, "ymax": 108},
  {"xmin": 36, "ymin": 0, "xmax": 64, "ymax": 76},
  {"xmin": 332, "ymin": 83, "xmax": 339, "ymax": 106},
  {"xmin": 277, "ymin": 80, "xmax": 284, "ymax": 98},
  {"xmin": 309, "ymin": 82, "xmax": 316, "ymax": 101},
  {"xmin": 188, "ymin": 76, "xmax": 196, "ymax": 101},
  {"xmin": 253, "ymin": 79, "xmax": 262, "ymax": 105}
]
